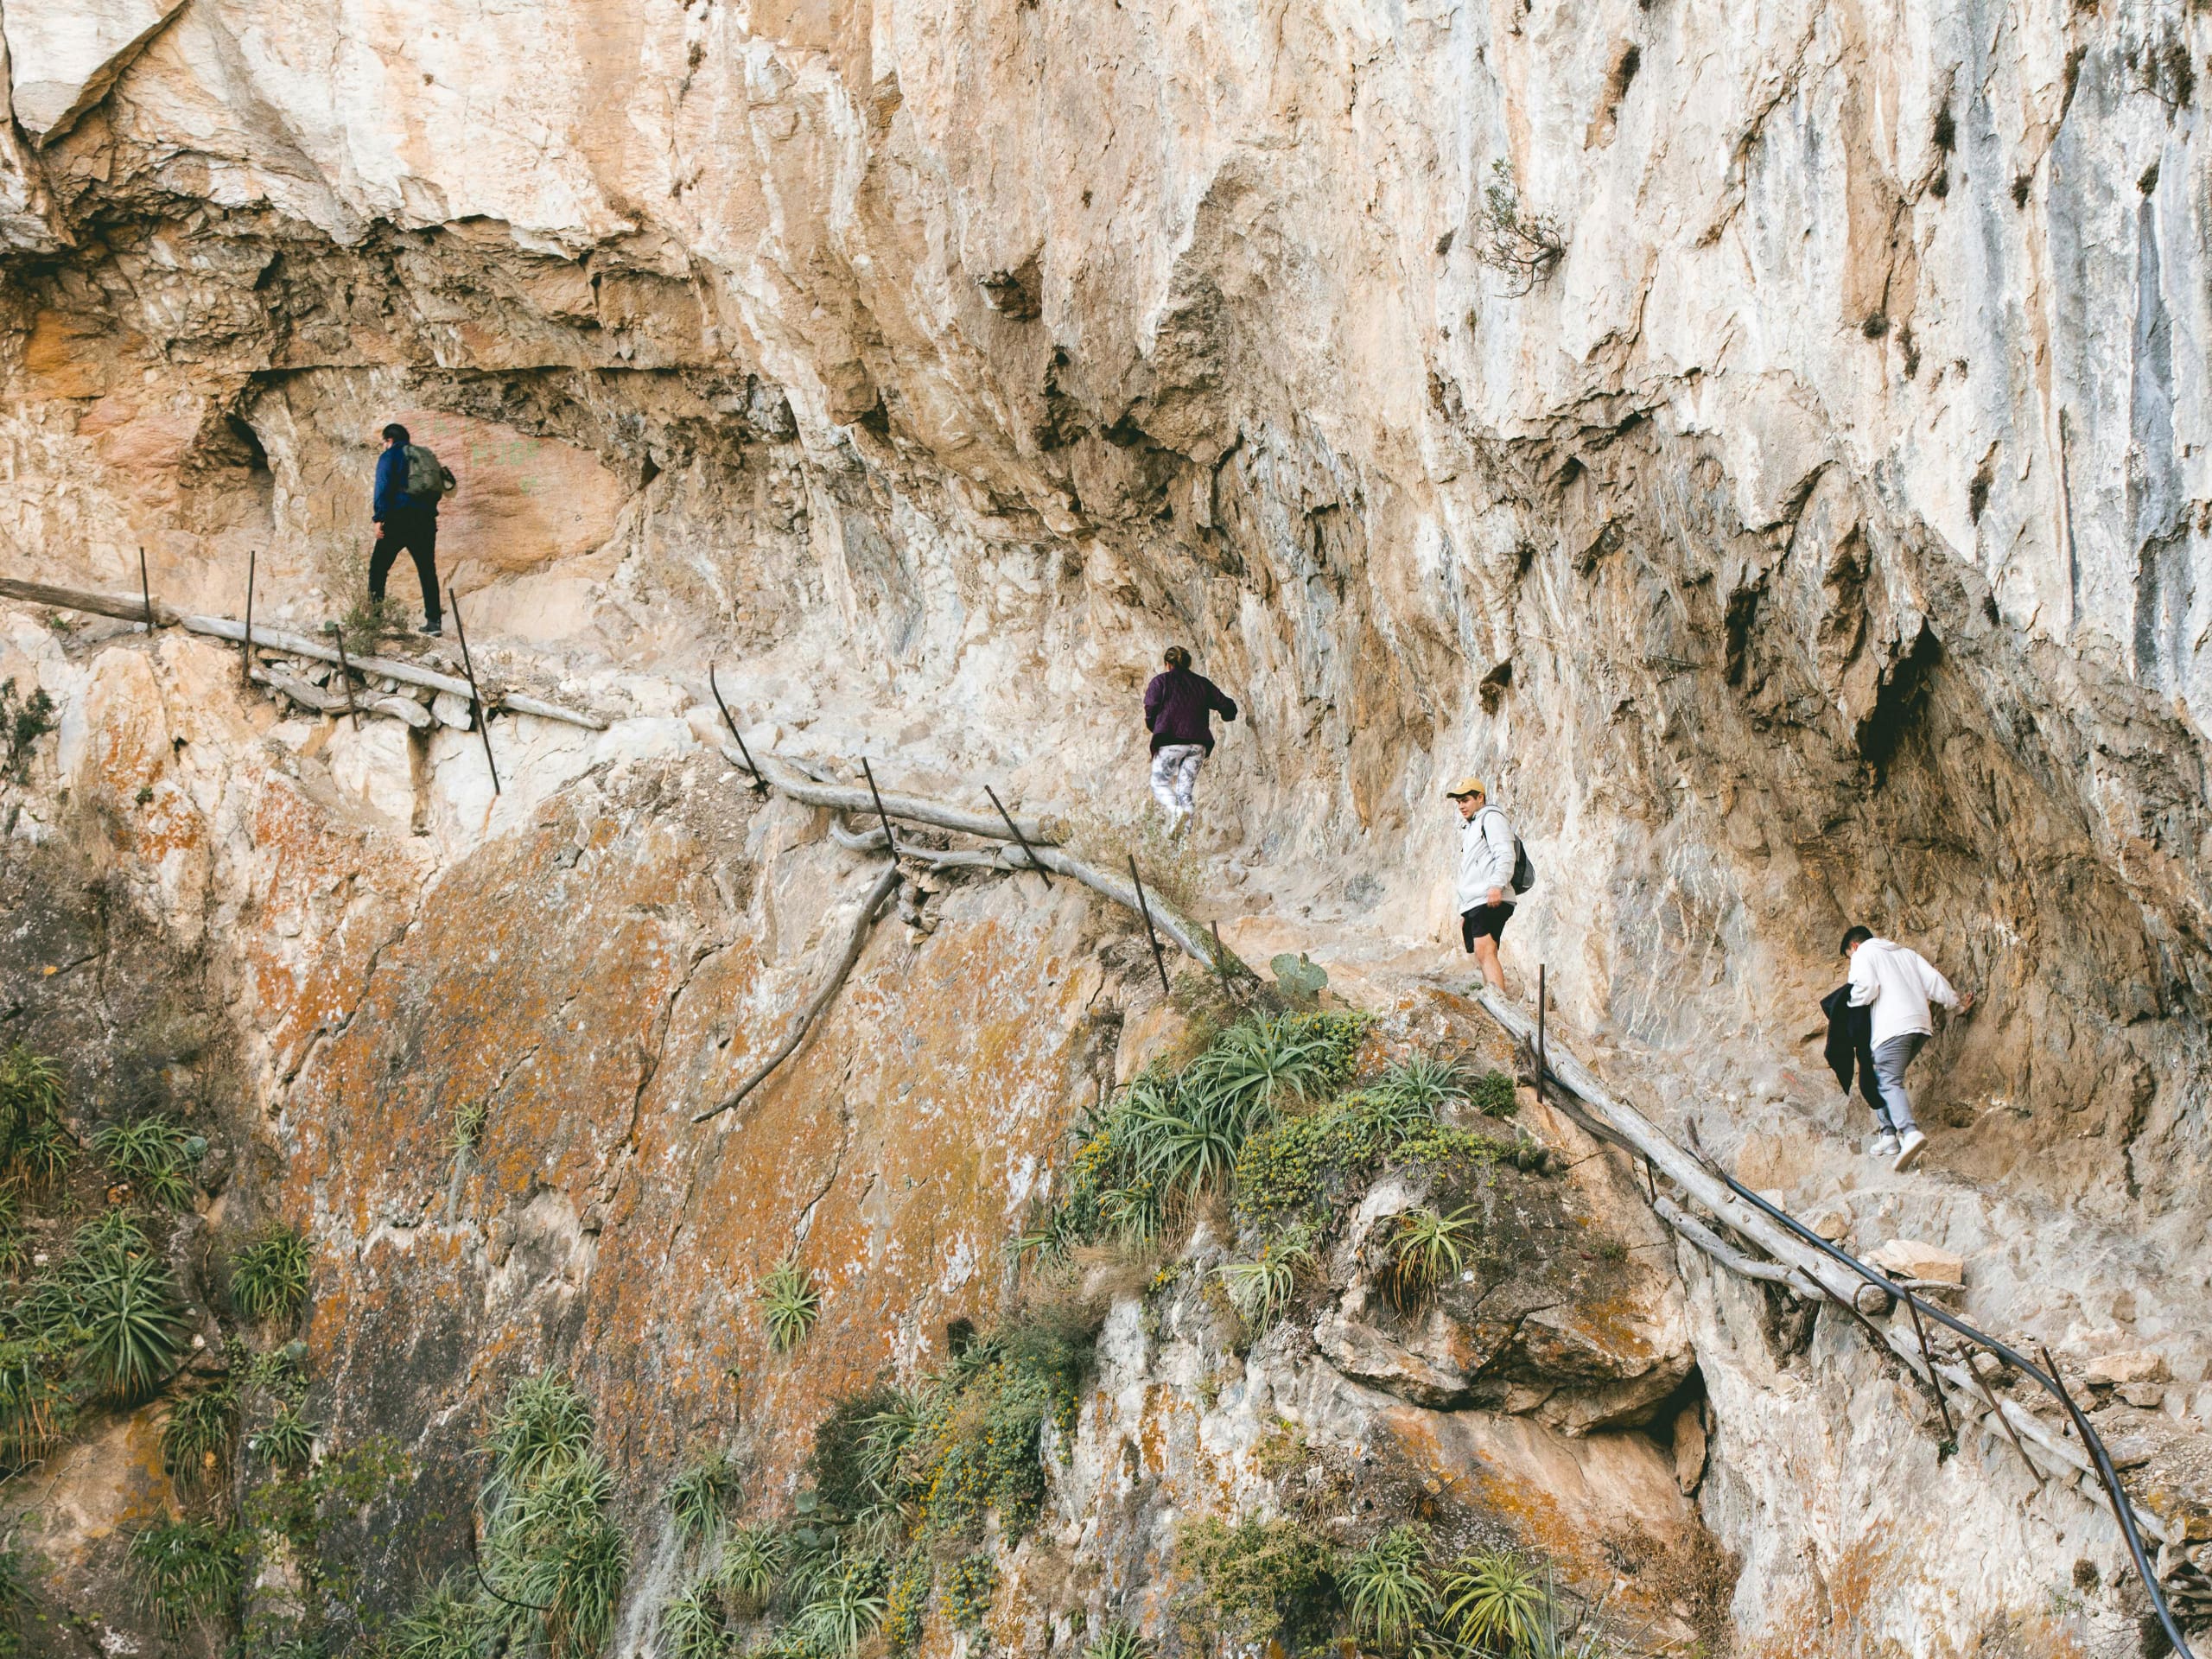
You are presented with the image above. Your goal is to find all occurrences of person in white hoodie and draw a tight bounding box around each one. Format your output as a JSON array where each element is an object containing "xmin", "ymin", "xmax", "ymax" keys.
[
  {"xmin": 1843, "ymin": 925, "xmax": 1976, "ymax": 1171},
  {"xmin": 1446, "ymin": 777, "xmax": 1518, "ymax": 994}
]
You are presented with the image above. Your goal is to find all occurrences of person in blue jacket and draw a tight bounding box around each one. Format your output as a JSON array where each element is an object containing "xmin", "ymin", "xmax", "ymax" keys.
[{"xmin": 368, "ymin": 423, "xmax": 446, "ymax": 635}]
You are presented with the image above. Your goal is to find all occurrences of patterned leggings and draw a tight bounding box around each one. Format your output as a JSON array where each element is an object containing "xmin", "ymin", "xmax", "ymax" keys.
[{"xmin": 1148, "ymin": 743, "xmax": 1206, "ymax": 819}]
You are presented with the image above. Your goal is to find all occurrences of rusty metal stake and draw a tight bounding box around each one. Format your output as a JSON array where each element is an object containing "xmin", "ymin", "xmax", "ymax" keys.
[
  {"xmin": 447, "ymin": 587, "xmax": 500, "ymax": 795},
  {"xmin": 1210, "ymin": 919, "xmax": 1243, "ymax": 1003},
  {"xmin": 332, "ymin": 629, "xmax": 360, "ymax": 732},
  {"xmin": 983, "ymin": 784, "xmax": 1051, "ymax": 892},
  {"xmin": 861, "ymin": 758, "xmax": 899, "ymax": 861},
  {"xmin": 1963, "ymin": 1351, "xmax": 2045, "ymax": 1486},
  {"xmin": 708, "ymin": 663, "xmax": 766, "ymax": 794},
  {"xmin": 1904, "ymin": 1291, "xmax": 1957, "ymax": 1445},
  {"xmin": 1535, "ymin": 963, "xmax": 1548, "ymax": 1104},
  {"xmin": 241, "ymin": 549, "xmax": 257, "ymax": 686},
  {"xmin": 1128, "ymin": 855, "xmax": 1173, "ymax": 999},
  {"xmin": 137, "ymin": 548, "xmax": 156, "ymax": 632}
]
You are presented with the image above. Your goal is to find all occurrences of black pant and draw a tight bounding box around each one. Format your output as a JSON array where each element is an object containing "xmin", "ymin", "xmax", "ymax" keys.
[{"xmin": 369, "ymin": 509, "xmax": 441, "ymax": 622}]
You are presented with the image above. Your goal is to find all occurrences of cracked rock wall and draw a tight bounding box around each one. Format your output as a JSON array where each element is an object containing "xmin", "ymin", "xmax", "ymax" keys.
[{"xmin": 3, "ymin": 0, "xmax": 2211, "ymax": 1649}]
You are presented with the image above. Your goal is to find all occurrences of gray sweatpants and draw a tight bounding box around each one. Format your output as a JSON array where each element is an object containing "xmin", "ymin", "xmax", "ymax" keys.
[{"xmin": 1871, "ymin": 1033, "xmax": 1926, "ymax": 1135}]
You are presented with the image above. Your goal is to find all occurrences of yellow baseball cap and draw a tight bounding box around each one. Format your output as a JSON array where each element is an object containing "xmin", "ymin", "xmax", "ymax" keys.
[{"xmin": 1444, "ymin": 776, "xmax": 1486, "ymax": 799}]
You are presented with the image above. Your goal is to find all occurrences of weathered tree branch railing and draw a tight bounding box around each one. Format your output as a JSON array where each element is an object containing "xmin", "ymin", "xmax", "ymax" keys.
[
  {"xmin": 0, "ymin": 575, "xmax": 606, "ymax": 730},
  {"xmin": 1473, "ymin": 987, "xmax": 2200, "ymax": 1658},
  {"xmin": 690, "ymin": 744, "xmax": 1250, "ymax": 1125}
]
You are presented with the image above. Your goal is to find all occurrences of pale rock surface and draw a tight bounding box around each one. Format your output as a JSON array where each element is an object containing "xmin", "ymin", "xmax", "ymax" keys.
[{"xmin": 1865, "ymin": 1237, "xmax": 1968, "ymax": 1286}]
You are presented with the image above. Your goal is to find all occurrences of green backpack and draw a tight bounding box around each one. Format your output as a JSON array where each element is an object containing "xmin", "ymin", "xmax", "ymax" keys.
[{"xmin": 404, "ymin": 443, "xmax": 456, "ymax": 501}]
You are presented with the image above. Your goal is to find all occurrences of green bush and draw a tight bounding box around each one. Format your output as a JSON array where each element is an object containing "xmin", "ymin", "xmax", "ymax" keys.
[
  {"xmin": 230, "ymin": 1224, "xmax": 313, "ymax": 1325},
  {"xmin": 882, "ymin": 1550, "xmax": 930, "ymax": 1654},
  {"xmin": 791, "ymin": 1555, "xmax": 886, "ymax": 1659},
  {"xmin": 91, "ymin": 1116, "xmax": 205, "ymax": 1211},
  {"xmin": 0, "ymin": 680, "xmax": 55, "ymax": 781},
  {"xmin": 720, "ymin": 1523, "xmax": 787, "ymax": 1615},
  {"xmin": 388, "ymin": 1573, "xmax": 499, "ymax": 1659},
  {"xmin": 944, "ymin": 1554, "xmax": 995, "ymax": 1630},
  {"xmin": 760, "ymin": 1258, "xmax": 821, "ymax": 1353},
  {"xmin": 129, "ymin": 1520, "xmax": 245, "ymax": 1633},
  {"xmin": 474, "ymin": 1373, "xmax": 629, "ymax": 1659},
  {"xmin": 1471, "ymin": 1070, "xmax": 1519, "ymax": 1119},
  {"xmin": 808, "ymin": 1387, "xmax": 903, "ymax": 1519},
  {"xmin": 1178, "ymin": 1514, "xmax": 1338, "ymax": 1649},
  {"xmin": 1341, "ymin": 1525, "xmax": 1437, "ymax": 1650},
  {"xmin": 0, "ymin": 1545, "xmax": 32, "ymax": 1658}
]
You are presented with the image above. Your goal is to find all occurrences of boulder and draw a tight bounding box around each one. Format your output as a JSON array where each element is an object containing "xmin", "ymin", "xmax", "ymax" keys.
[
  {"xmin": 1863, "ymin": 1238, "xmax": 1964, "ymax": 1285},
  {"xmin": 2084, "ymin": 1350, "xmax": 2170, "ymax": 1387}
]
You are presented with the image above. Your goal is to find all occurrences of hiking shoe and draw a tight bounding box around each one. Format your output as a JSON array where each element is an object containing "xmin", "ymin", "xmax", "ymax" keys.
[
  {"xmin": 1868, "ymin": 1134, "xmax": 1900, "ymax": 1159},
  {"xmin": 421, "ymin": 620, "xmax": 443, "ymax": 637},
  {"xmin": 1892, "ymin": 1129, "xmax": 1929, "ymax": 1172}
]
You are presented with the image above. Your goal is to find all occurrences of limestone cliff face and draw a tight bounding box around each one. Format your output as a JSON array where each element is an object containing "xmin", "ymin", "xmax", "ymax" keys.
[{"xmin": 2, "ymin": 0, "xmax": 2210, "ymax": 1652}]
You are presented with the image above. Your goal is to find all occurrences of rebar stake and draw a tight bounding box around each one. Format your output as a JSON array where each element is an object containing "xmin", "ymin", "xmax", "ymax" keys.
[
  {"xmin": 137, "ymin": 548, "xmax": 156, "ymax": 632},
  {"xmin": 332, "ymin": 629, "xmax": 359, "ymax": 732},
  {"xmin": 1536, "ymin": 963, "xmax": 1548, "ymax": 1105},
  {"xmin": 1904, "ymin": 1292, "xmax": 1956, "ymax": 1444},
  {"xmin": 983, "ymin": 784, "xmax": 1051, "ymax": 893},
  {"xmin": 447, "ymin": 588, "xmax": 500, "ymax": 795},
  {"xmin": 861, "ymin": 758, "xmax": 899, "ymax": 861},
  {"xmin": 708, "ymin": 663, "xmax": 767, "ymax": 794},
  {"xmin": 1128, "ymin": 855, "xmax": 1173, "ymax": 999},
  {"xmin": 241, "ymin": 550, "xmax": 257, "ymax": 686}
]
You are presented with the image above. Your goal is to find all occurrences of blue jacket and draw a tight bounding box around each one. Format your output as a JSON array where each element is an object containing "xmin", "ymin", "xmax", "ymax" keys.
[{"xmin": 373, "ymin": 445, "xmax": 431, "ymax": 519}]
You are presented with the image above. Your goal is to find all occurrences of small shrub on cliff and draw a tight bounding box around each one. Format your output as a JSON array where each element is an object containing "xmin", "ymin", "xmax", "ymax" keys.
[
  {"xmin": 1475, "ymin": 160, "xmax": 1566, "ymax": 295},
  {"xmin": 250, "ymin": 1403, "xmax": 318, "ymax": 1471},
  {"xmin": 230, "ymin": 1224, "xmax": 312, "ymax": 1325},
  {"xmin": 1368, "ymin": 1054, "xmax": 1473, "ymax": 1128},
  {"xmin": 944, "ymin": 1554, "xmax": 995, "ymax": 1630},
  {"xmin": 129, "ymin": 1519, "xmax": 245, "ymax": 1634},
  {"xmin": 388, "ymin": 1572, "xmax": 499, "ymax": 1659},
  {"xmin": 1341, "ymin": 1525, "xmax": 1439, "ymax": 1651},
  {"xmin": 0, "ymin": 679, "xmax": 56, "ymax": 782},
  {"xmin": 1470, "ymin": 1069, "xmax": 1519, "ymax": 1119},
  {"xmin": 720, "ymin": 1523, "xmax": 788, "ymax": 1614},
  {"xmin": 760, "ymin": 1257, "xmax": 821, "ymax": 1353},
  {"xmin": 791, "ymin": 1554, "xmax": 888, "ymax": 1659},
  {"xmin": 1178, "ymin": 1514, "xmax": 1338, "ymax": 1651}
]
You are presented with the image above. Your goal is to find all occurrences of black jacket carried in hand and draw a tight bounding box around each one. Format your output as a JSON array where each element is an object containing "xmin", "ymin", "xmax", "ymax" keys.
[{"xmin": 1821, "ymin": 983, "xmax": 1882, "ymax": 1110}]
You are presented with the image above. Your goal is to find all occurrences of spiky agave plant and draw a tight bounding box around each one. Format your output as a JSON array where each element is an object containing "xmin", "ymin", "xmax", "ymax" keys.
[
  {"xmin": 658, "ymin": 1575, "xmax": 727, "ymax": 1659},
  {"xmin": 1385, "ymin": 1205, "xmax": 1483, "ymax": 1307},
  {"xmin": 1341, "ymin": 1524, "xmax": 1439, "ymax": 1650},
  {"xmin": 1082, "ymin": 1621, "xmax": 1152, "ymax": 1659},
  {"xmin": 1442, "ymin": 1549, "xmax": 1552, "ymax": 1656},
  {"xmin": 758, "ymin": 1258, "xmax": 821, "ymax": 1353},
  {"xmin": 791, "ymin": 1554, "xmax": 887, "ymax": 1659},
  {"xmin": 228, "ymin": 1224, "xmax": 313, "ymax": 1325},
  {"xmin": 161, "ymin": 1381, "xmax": 238, "ymax": 1489},
  {"xmin": 250, "ymin": 1403, "xmax": 317, "ymax": 1471},
  {"xmin": 0, "ymin": 1046, "xmax": 73, "ymax": 1190},
  {"xmin": 128, "ymin": 1519, "xmax": 244, "ymax": 1634},
  {"xmin": 91, "ymin": 1116, "xmax": 205, "ymax": 1211},
  {"xmin": 1216, "ymin": 1225, "xmax": 1316, "ymax": 1329},
  {"xmin": 479, "ymin": 1375, "xmax": 628, "ymax": 1659},
  {"xmin": 388, "ymin": 1572, "xmax": 499, "ymax": 1659},
  {"xmin": 665, "ymin": 1449, "xmax": 741, "ymax": 1548},
  {"xmin": 65, "ymin": 1224, "xmax": 188, "ymax": 1399},
  {"xmin": 1365, "ymin": 1053, "xmax": 1473, "ymax": 1134},
  {"xmin": 719, "ymin": 1523, "xmax": 788, "ymax": 1616}
]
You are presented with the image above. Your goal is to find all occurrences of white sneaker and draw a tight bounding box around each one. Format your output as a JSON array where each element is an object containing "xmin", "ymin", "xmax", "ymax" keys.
[
  {"xmin": 1869, "ymin": 1134, "xmax": 1900, "ymax": 1159},
  {"xmin": 1892, "ymin": 1129, "xmax": 1929, "ymax": 1172}
]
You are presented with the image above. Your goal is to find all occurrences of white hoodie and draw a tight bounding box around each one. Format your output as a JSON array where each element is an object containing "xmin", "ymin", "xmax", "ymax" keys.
[
  {"xmin": 1456, "ymin": 807, "xmax": 1517, "ymax": 912},
  {"xmin": 1847, "ymin": 938, "xmax": 1960, "ymax": 1048}
]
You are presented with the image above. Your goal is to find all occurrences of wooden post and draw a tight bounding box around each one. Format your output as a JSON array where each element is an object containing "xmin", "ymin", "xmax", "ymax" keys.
[
  {"xmin": 137, "ymin": 549, "xmax": 155, "ymax": 632},
  {"xmin": 861, "ymin": 758, "xmax": 900, "ymax": 861},
  {"xmin": 241, "ymin": 550, "xmax": 257, "ymax": 686},
  {"xmin": 1128, "ymin": 855, "xmax": 1173, "ymax": 999},
  {"xmin": 332, "ymin": 629, "xmax": 360, "ymax": 732},
  {"xmin": 984, "ymin": 784, "xmax": 1051, "ymax": 892},
  {"xmin": 708, "ymin": 663, "xmax": 767, "ymax": 794},
  {"xmin": 446, "ymin": 588, "xmax": 500, "ymax": 795}
]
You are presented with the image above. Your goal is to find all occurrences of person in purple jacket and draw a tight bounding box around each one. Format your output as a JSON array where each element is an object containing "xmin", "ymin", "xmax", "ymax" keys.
[{"xmin": 1142, "ymin": 645, "xmax": 1238, "ymax": 834}]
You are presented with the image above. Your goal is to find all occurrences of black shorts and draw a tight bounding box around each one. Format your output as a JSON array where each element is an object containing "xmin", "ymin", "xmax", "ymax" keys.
[{"xmin": 1461, "ymin": 902, "xmax": 1515, "ymax": 950}]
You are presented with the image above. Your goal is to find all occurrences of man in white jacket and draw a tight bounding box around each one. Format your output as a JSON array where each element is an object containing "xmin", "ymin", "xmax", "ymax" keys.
[
  {"xmin": 1844, "ymin": 926, "xmax": 1976, "ymax": 1171},
  {"xmin": 1447, "ymin": 777, "xmax": 1518, "ymax": 994}
]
